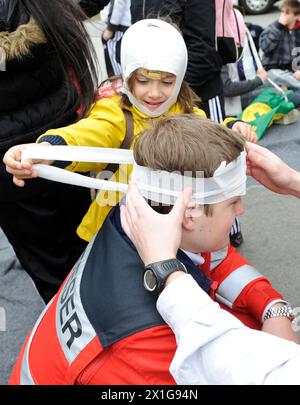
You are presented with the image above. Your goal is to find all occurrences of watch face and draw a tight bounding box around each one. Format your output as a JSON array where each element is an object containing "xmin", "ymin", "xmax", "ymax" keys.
[{"xmin": 143, "ymin": 269, "xmax": 157, "ymax": 292}]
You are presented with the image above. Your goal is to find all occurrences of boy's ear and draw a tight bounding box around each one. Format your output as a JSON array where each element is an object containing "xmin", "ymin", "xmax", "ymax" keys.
[{"xmin": 182, "ymin": 208, "xmax": 198, "ymax": 230}]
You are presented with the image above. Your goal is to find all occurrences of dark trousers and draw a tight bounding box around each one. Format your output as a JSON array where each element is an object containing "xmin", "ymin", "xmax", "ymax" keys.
[
  {"xmin": 102, "ymin": 31, "xmax": 124, "ymax": 77},
  {"xmin": 0, "ymin": 167, "xmax": 90, "ymax": 303}
]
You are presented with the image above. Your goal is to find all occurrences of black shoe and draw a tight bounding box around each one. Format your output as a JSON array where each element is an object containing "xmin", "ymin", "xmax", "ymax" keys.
[{"xmin": 230, "ymin": 231, "xmax": 244, "ymax": 248}]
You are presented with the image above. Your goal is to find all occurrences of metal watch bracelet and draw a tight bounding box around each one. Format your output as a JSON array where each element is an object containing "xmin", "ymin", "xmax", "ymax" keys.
[{"xmin": 263, "ymin": 304, "xmax": 295, "ymax": 322}]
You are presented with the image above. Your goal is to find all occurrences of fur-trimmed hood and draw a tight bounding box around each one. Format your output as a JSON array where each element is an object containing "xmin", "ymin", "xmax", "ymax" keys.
[{"xmin": 0, "ymin": 18, "xmax": 47, "ymax": 61}]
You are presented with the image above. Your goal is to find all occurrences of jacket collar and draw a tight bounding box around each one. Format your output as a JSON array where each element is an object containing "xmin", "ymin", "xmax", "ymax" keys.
[{"xmin": 0, "ymin": 18, "xmax": 46, "ymax": 61}]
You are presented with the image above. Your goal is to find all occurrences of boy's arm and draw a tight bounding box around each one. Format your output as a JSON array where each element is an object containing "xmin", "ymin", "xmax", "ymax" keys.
[
  {"xmin": 259, "ymin": 21, "xmax": 286, "ymax": 55},
  {"xmin": 221, "ymin": 66, "xmax": 263, "ymax": 98},
  {"xmin": 209, "ymin": 245, "xmax": 298, "ymax": 341}
]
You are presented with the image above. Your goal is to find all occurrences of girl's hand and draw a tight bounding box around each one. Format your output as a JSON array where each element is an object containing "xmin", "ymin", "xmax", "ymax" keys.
[
  {"xmin": 3, "ymin": 142, "xmax": 53, "ymax": 187},
  {"xmin": 232, "ymin": 121, "xmax": 258, "ymax": 143}
]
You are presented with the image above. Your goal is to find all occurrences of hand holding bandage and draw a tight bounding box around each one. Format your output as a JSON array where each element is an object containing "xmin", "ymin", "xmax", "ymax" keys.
[{"xmin": 3, "ymin": 142, "xmax": 53, "ymax": 187}]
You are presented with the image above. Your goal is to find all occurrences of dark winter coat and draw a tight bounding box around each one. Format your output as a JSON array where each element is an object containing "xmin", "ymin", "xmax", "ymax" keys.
[
  {"xmin": 0, "ymin": 18, "xmax": 79, "ymax": 199},
  {"xmin": 139, "ymin": 0, "xmax": 223, "ymax": 101},
  {"xmin": 130, "ymin": 0, "xmax": 164, "ymax": 22},
  {"xmin": 0, "ymin": 10, "xmax": 90, "ymax": 301},
  {"xmin": 260, "ymin": 21, "xmax": 300, "ymax": 71}
]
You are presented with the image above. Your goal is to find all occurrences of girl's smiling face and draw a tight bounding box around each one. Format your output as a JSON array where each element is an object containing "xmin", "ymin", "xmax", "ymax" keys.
[{"xmin": 131, "ymin": 69, "xmax": 176, "ymax": 111}]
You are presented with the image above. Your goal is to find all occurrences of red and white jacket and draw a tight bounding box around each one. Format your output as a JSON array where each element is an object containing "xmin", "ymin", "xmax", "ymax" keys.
[{"xmin": 201, "ymin": 244, "xmax": 284, "ymax": 329}]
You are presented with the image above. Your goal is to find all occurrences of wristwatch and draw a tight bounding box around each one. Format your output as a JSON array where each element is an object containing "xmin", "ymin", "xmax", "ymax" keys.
[
  {"xmin": 263, "ymin": 304, "xmax": 295, "ymax": 322},
  {"xmin": 143, "ymin": 258, "xmax": 187, "ymax": 296}
]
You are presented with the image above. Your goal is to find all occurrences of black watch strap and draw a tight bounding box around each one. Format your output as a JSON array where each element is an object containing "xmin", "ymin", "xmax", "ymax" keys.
[{"xmin": 143, "ymin": 258, "xmax": 187, "ymax": 296}]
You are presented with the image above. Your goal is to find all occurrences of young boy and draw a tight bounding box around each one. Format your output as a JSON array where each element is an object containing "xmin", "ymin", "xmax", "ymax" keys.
[
  {"xmin": 9, "ymin": 115, "xmax": 298, "ymax": 385},
  {"xmin": 260, "ymin": 0, "xmax": 300, "ymax": 89}
]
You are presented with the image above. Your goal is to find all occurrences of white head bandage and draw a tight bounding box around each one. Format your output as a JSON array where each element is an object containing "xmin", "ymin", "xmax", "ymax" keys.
[
  {"xmin": 131, "ymin": 151, "xmax": 246, "ymax": 205},
  {"xmin": 22, "ymin": 146, "xmax": 246, "ymax": 206},
  {"xmin": 120, "ymin": 19, "xmax": 187, "ymax": 117}
]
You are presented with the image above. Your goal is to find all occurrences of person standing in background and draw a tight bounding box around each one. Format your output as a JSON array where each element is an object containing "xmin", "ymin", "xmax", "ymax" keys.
[
  {"xmin": 0, "ymin": 0, "xmax": 98, "ymax": 384},
  {"xmin": 260, "ymin": 0, "xmax": 300, "ymax": 90},
  {"xmin": 161, "ymin": 0, "xmax": 224, "ymax": 121},
  {"xmin": 0, "ymin": 0, "xmax": 98, "ymax": 302},
  {"xmin": 101, "ymin": 0, "xmax": 131, "ymax": 76},
  {"xmin": 101, "ymin": 0, "xmax": 176, "ymax": 77}
]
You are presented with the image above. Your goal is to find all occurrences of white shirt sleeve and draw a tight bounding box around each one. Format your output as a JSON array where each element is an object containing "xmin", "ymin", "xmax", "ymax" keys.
[
  {"xmin": 157, "ymin": 274, "xmax": 300, "ymax": 385},
  {"xmin": 100, "ymin": 0, "xmax": 131, "ymax": 27}
]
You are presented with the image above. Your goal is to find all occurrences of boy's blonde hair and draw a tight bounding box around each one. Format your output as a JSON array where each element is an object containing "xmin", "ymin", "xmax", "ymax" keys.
[
  {"xmin": 280, "ymin": 0, "xmax": 300, "ymax": 15},
  {"xmin": 134, "ymin": 114, "xmax": 245, "ymax": 215}
]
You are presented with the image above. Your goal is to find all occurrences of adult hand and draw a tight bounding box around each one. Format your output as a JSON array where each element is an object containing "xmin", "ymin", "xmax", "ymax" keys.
[
  {"xmin": 232, "ymin": 121, "xmax": 258, "ymax": 143},
  {"xmin": 120, "ymin": 182, "xmax": 193, "ymax": 266},
  {"xmin": 3, "ymin": 142, "xmax": 53, "ymax": 187},
  {"xmin": 246, "ymin": 142, "xmax": 300, "ymax": 198}
]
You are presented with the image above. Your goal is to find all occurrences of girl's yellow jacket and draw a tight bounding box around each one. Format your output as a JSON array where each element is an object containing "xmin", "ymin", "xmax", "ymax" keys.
[{"xmin": 40, "ymin": 96, "xmax": 206, "ymax": 241}]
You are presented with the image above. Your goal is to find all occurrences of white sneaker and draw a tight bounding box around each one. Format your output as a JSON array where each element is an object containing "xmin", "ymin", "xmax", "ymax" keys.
[{"xmin": 274, "ymin": 109, "xmax": 300, "ymax": 125}]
